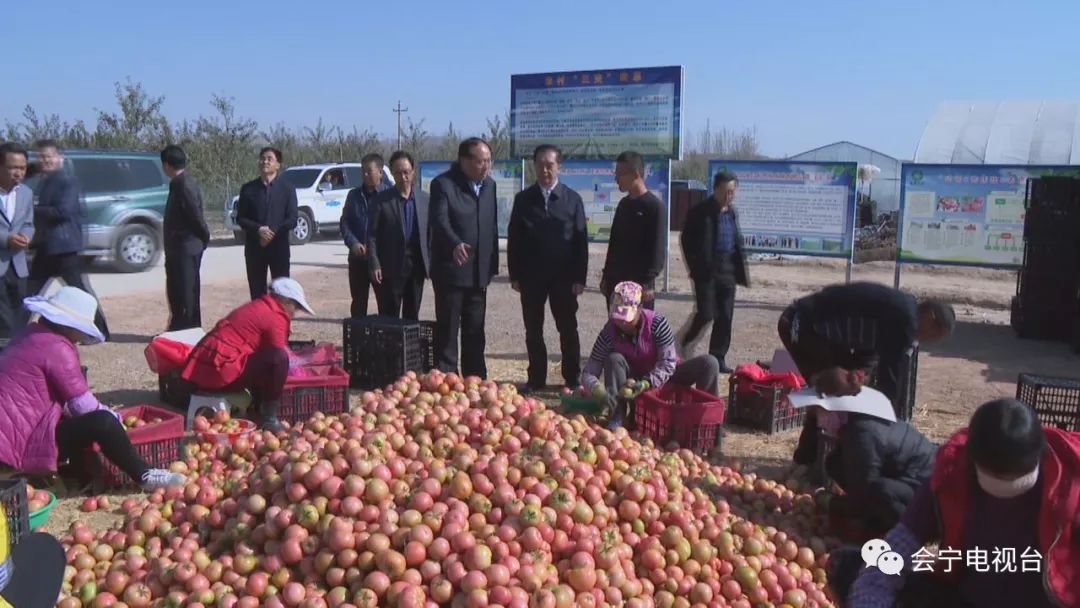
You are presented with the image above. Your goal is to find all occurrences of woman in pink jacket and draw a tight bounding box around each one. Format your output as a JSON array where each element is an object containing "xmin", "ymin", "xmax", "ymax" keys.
[{"xmin": 0, "ymin": 285, "xmax": 185, "ymax": 489}]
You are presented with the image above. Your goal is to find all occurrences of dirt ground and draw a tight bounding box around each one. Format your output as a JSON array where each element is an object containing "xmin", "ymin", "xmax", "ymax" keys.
[{"xmin": 37, "ymin": 239, "xmax": 1080, "ymax": 535}]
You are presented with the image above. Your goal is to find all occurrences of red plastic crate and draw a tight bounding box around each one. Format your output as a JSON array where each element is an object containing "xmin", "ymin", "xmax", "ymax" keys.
[
  {"xmin": 280, "ymin": 365, "xmax": 350, "ymax": 424},
  {"xmin": 633, "ymin": 385, "xmax": 727, "ymax": 454},
  {"xmin": 91, "ymin": 405, "xmax": 184, "ymax": 489}
]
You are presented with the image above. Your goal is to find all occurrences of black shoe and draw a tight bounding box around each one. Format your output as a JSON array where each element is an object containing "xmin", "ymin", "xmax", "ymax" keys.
[{"xmin": 519, "ymin": 383, "xmax": 545, "ymax": 395}]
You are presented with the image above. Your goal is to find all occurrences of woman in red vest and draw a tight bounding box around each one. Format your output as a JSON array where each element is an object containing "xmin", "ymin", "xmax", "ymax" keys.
[
  {"xmin": 835, "ymin": 398, "xmax": 1080, "ymax": 607},
  {"xmin": 181, "ymin": 278, "xmax": 314, "ymax": 431}
]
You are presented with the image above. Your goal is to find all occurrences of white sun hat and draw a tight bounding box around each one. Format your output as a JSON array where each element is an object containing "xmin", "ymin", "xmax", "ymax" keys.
[
  {"xmin": 23, "ymin": 285, "xmax": 105, "ymax": 344},
  {"xmin": 269, "ymin": 277, "xmax": 315, "ymax": 315},
  {"xmin": 787, "ymin": 386, "xmax": 897, "ymax": 423}
]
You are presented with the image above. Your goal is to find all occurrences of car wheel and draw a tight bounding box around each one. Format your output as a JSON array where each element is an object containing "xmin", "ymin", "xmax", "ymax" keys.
[
  {"xmin": 233, "ymin": 231, "xmax": 246, "ymax": 246},
  {"xmin": 112, "ymin": 224, "xmax": 161, "ymax": 273},
  {"xmin": 290, "ymin": 209, "xmax": 314, "ymax": 246}
]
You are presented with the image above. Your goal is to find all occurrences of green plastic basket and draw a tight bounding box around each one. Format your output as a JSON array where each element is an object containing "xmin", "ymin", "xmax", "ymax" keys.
[
  {"xmin": 559, "ymin": 394, "xmax": 606, "ymax": 416},
  {"xmin": 29, "ymin": 491, "xmax": 57, "ymax": 531}
]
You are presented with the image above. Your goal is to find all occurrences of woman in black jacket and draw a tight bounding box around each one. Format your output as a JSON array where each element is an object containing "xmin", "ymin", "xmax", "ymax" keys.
[{"xmin": 815, "ymin": 406, "xmax": 938, "ymax": 536}]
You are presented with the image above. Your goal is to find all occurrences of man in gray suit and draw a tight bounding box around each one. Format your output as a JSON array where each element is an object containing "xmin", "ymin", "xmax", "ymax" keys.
[
  {"xmin": 0, "ymin": 143, "xmax": 35, "ymax": 339},
  {"xmin": 368, "ymin": 150, "xmax": 430, "ymax": 320}
]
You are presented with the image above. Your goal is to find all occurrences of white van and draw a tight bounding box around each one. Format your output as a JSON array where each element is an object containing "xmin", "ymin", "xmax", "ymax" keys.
[{"xmin": 225, "ymin": 162, "xmax": 395, "ymax": 245}]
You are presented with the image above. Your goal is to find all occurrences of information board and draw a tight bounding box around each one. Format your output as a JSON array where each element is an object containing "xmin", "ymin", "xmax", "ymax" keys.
[
  {"xmin": 510, "ymin": 66, "xmax": 683, "ymax": 160},
  {"xmin": 898, "ymin": 164, "xmax": 1080, "ymax": 267},
  {"xmin": 707, "ymin": 160, "xmax": 857, "ymax": 257},
  {"xmin": 557, "ymin": 160, "xmax": 671, "ymax": 242},
  {"xmin": 418, "ymin": 161, "xmax": 524, "ymax": 239}
]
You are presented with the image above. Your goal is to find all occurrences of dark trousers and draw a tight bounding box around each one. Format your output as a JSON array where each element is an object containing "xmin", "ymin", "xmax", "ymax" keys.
[
  {"xmin": 682, "ymin": 275, "xmax": 737, "ymax": 366},
  {"xmin": 519, "ymin": 278, "xmax": 581, "ymax": 387},
  {"xmin": 375, "ymin": 273, "xmax": 425, "ymax": 320},
  {"xmin": 245, "ymin": 248, "xmax": 290, "ymax": 300},
  {"xmin": 164, "ymin": 250, "xmax": 203, "ymax": 331},
  {"xmin": 0, "ymin": 269, "xmax": 26, "ymax": 340},
  {"xmin": 223, "ymin": 347, "xmax": 289, "ymax": 403},
  {"xmin": 603, "ymin": 352, "xmax": 721, "ymax": 396},
  {"xmin": 827, "ymin": 448, "xmax": 917, "ymax": 535},
  {"xmin": 348, "ymin": 255, "xmax": 372, "ymax": 318},
  {"xmin": 433, "ymin": 283, "xmax": 487, "ymax": 379},
  {"xmin": 57, "ymin": 410, "xmax": 150, "ymax": 484},
  {"xmin": 28, "ymin": 252, "xmax": 110, "ymax": 340}
]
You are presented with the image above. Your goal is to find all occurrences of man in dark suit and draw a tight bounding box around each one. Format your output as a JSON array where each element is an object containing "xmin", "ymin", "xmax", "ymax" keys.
[
  {"xmin": 430, "ymin": 138, "xmax": 498, "ymax": 378},
  {"xmin": 235, "ymin": 147, "xmax": 299, "ymax": 300},
  {"xmin": 29, "ymin": 139, "xmax": 110, "ymax": 339},
  {"xmin": 0, "ymin": 143, "xmax": 34, "ymax": 339},
  {"xmin": 160, "ymin": 144, "xmax": 211, "ymax": 331},
  {"xmin": 678, "ymin": 170, "xmax": 750, "ymax": 373},
  {"xmin": 368, "ymin": 150, "xmax": 430, "ymax": 320},
  {"xmin": 340, "ymin": 153, "xmax": 389, "ymax": 318},
  {"xmin": 508, "ymin": 144, "xmax": 588, "ymax": 392}
]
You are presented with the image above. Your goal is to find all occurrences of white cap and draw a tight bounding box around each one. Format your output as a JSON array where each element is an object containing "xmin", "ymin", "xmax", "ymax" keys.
[
  {"xmin": 23, "ymin": 286, "xmax": 105, "ymax": 344},
  {"xmin": 269, "ymin": 278, "xmax": 315, "ymax": 315}
]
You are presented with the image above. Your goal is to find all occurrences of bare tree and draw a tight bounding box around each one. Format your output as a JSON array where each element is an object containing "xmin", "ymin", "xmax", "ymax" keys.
[
  {"xmin": 485, "ymin": 112, "xmax": 510, "ymax": 159},
  {"xmin": 403, "ymin": 118, "xmax": 430, "ymax": 160},
  {"xmin": 93, "ymin": 78, "xmax": 171, "ymax": 150},
  {"xmin": 435, "ymin": 121, "xmax": 461, "ymax": 161}
]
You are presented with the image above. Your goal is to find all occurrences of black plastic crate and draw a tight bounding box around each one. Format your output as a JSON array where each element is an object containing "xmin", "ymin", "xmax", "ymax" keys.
[
  {"xmin": 1022, "ymin": 240, "xmax": 1080, "ymax": 275},
  {"xmin": 159, "ymin": 369, "xmax": 191, "ymax": 409},
  {"xmin": 1028, "ymin": 176, "xmax": 1080, "ymax": 212},
  {"xmin": 727, "ymin": 376, "xmax": 805, "ymax": 434},
  {"xmin": 1024, "ymin": 205, "xmax": 1080, "ymax": 242},
  {"xmin": 1016, "ymin": 372, "xmax": 1080, "ymax": 432},
  {"xmin": 1016, "ymin": 271, "xmax": 1080, "ymax": 310},
  {"xmin": 864, "ymin": 346, "xmax": 919, "ymax": 422},
  {"xmin": 1011, "ymin": 298, "xmax": 1063, "ymax": 341},
  {"xmin": 0, "ymin": 478, "xmax": 30, "ymax": 545},
  {"xmin": 418, "ymin": 321, "xmax": 437, "ymax": 373},
  {"xmin": 342, "ymin": 317, "xmax": 424, "ymax": 389}
]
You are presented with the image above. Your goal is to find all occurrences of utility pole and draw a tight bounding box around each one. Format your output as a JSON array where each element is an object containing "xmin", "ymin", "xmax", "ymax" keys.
[{"xmin": 393, "ymin": 101, "xmax": 409, "ymax": 150}]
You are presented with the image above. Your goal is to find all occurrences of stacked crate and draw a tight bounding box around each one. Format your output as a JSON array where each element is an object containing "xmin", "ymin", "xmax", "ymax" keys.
[{"xmin": 1012, "ymin": 176, "xmax": 1080, "ymax": 347}]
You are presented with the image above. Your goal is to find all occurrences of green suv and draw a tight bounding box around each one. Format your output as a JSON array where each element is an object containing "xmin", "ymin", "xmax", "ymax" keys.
[{"xmin": 26, "ymin": 150, "xmax": 168, "ymax": 273}]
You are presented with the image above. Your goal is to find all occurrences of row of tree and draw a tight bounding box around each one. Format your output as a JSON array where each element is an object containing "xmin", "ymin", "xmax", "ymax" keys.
[{"xmin": 3, "ymin": 79, "xmax": 762, "ymax": 226}]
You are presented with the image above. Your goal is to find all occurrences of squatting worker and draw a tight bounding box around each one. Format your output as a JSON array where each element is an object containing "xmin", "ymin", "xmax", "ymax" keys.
[
  {"xmin": 600, "ymin": 150, "xmax": 667, "ymax": 309},
  {"xmin": 581, "ymin": 281, "xmax": 720, "ymax": 427},
  {"xmin": 0, "ymin": 286, "xmax": 186, "ymax": 490},
  {"xmin": 778, "ymin": 281, "xmax": 954, "ymax": 465},
  {"xmin": 837, "ymin": 398, "xmax": 1080, "ymax": 608},
  {"xmin": 180, "ymin": 277, "xmax": 315, "ymax": 432}
]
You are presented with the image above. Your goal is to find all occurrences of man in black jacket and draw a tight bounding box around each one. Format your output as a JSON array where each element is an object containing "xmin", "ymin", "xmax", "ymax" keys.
[
  {"xmin": 340, "ymin": 153, "xmax": 389, "ymax": 318},
  {"xmin": 29, "ymin": 140, "xmax": 110, "ymax": 340},
  {"xmin": 368, "ymin": 150, "xmax": 430, "ymax": 320},
  {"xmin": 429, "ymin": 138, "xmax": 498, "ymax": 378},
  {"xmin": 160, "ymin": 145, "xmax": 211, "ymax": 331},
  {"xmin": 678, "ymin": 170, "xmax": 750, "ymax": 373},
  {"xmin": 780, "ymin": 282, "xmax": 955, "ymax": 464},
  {"xmin": 235, "ymin": 147, "xmax": 298, "ymax": 300},
  {"xmin": 508, "ymin": 144, "xmax": 588, "ymax": 391},
  {"xmin": 600, "ymin": 150, "xmax": 666, "ymax": 307}
]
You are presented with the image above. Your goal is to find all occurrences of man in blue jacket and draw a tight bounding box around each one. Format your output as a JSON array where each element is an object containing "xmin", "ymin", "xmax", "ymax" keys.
[
  {"xmin": 28, "ymin": 140, "xmax": 110, "ymax": 340},
  {"xmin": 340, "ymin": 153, "xmax": 389, "ymax": 318}
]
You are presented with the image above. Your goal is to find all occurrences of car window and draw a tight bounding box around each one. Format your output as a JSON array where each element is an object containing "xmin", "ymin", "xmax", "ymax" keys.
[
  {"xmin": 126, "ymin": 159, "xmax": 166, "ymax": 190},
  {"xmin": 344, "ymin": 167, "xmax": 362, "ymax": 188},
  {"xmin": 72, "ymin": 158, "xmax": 131, "ymax": 195},
  {"xmin": 280, "ymin": 169, "xmax": 320, "ymax": 189},
  {"xmin": 320, "ymin": 169, "xmax": 347, "ymax": 190}
]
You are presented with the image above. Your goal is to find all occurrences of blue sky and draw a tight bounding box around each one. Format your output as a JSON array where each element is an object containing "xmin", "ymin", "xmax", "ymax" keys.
[{"xmin": 6, "ymin": 0, "xmax": 1078, "ymax": 159}]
